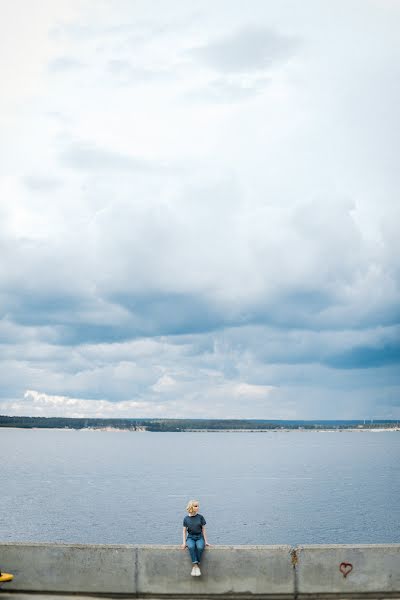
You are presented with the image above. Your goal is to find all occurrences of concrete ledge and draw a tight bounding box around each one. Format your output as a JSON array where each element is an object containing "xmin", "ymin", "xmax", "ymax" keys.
[
  {"xmin": 0, "ymin": 543, "xmax": 136, "ymax": 594},
  {"xmin": 296, "ymin": 544, "xmax": 400, "ymax": 596},
  {"xmin": 1, "ymin": 543, "xmax": 400, "ymax": 598},
  {"xmin": 137, "ymin": 545, "xmax": 293, "ymax": 597}
]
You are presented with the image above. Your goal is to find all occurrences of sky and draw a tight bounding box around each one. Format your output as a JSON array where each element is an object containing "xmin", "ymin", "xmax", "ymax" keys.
[{"xmin": 0, "ymin": 0, "xmax": 399, "ymax": 420}]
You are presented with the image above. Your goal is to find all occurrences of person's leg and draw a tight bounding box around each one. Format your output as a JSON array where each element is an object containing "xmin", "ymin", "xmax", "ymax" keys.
[
  {"xmin": 186, "ymin": 537, "xmax": 199, "ymax": 564},
  {"xmin": 195, "ymin": 537, "xmax": 205, "ymax": 563}
]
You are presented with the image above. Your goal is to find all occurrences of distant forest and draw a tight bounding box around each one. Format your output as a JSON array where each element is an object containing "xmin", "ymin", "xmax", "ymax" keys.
[{"xmin": 0, "ymin": 415, "xmax": 398, "ymax": 431}]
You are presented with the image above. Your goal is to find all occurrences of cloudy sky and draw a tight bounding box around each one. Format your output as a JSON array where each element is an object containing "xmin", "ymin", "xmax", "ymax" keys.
[{"xmin": 0, "ymin": 0, "xmax": 399, "ymax": 419}]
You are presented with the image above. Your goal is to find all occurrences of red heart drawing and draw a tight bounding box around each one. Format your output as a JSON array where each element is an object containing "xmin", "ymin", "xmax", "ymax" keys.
[{"xmin": 339, "ymin": 562, "xmax": 353, "ymax": 578}]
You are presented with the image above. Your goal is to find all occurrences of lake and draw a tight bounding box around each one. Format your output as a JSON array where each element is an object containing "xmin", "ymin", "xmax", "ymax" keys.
[{"xmin": 1, "ymin": 428, "xmax": 399, "ymax": 545}]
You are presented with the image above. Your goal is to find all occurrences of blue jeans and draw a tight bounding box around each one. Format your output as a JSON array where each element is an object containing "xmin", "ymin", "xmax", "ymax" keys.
[{"xmin": 186, "ymin": 534, "xmax": 205, "ymax": 564}]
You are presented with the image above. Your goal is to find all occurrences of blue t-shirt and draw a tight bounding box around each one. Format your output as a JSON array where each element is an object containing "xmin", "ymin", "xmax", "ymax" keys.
[{"xmin": 183, "ymin": 513, "xmax": 206, "ymax": 535}]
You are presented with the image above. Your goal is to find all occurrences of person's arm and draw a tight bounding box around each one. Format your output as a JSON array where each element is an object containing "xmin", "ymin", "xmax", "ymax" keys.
[
  {"xmin": 181, "ymin": 527, "xmax": 187, "ymax": 549},
  {"xmin": 202, "ymin": 525, "xmax": 210, "ymax": 546}
]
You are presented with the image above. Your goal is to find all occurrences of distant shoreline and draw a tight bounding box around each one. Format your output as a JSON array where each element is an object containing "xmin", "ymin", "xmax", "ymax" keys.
[
  {"xmin": 1, "ymin": 415, "xmax": 399, "ymax": 432},
  {"xmin": 1, "ymin": 426, "xmax": 399, "ymax": 433}
]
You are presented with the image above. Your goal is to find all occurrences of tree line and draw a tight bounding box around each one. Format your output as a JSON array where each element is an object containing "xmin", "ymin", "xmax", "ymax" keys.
[{"xmin": 0, "ymin": 415, "xmax": 397, "ymax": 431}]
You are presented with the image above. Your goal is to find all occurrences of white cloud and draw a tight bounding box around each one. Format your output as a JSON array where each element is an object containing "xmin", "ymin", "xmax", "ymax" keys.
[
  {"xmin": 151, "ymin": 374, "xmax": 177, "ymax": 393},
  {"xmin": 2, "ymin": 390, "xmax": 157, "ymax": 419},
  {"xmin": 0, "ymin": 382, "xmax": 275, "ymax": 420}
]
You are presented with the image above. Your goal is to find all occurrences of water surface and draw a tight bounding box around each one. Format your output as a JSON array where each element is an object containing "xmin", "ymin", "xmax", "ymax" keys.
[{"xmin": 1, "ymin": 428, "xmax": 399, "ymax": 545}]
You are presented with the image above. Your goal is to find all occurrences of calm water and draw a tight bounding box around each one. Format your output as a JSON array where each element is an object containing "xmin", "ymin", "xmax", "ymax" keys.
[{"xmin": 1, "ymin": 428, "xmax": 399, "ymax": 545}]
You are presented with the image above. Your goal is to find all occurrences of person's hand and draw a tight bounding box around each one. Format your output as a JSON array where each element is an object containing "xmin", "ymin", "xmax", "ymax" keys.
[
  {"xmin": 205, "ymin": 542, "xmax": 211, "ymax": 547},
  {"xmin": 180, "ymin": 543, "xmax": 186, "ymax": 550}
]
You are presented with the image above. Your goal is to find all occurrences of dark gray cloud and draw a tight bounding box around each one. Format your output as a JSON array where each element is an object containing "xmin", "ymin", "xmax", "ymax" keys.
[
  {"xmin": 113, "ymin": 291, "xmax": 242, "ymax": 338},
  {"xmin": 325, "ymin": 341, "xmax": 400, "ymax": 370},
  {"xmin": 190, "ymin": 26, "xmax": 299, "ymax": 73},
  {"xmin": 248, "ymin": 289, "xmax": 335, "ymax": 331},
  {"xmin": 199, "ymin": 324, "xmax": 400, "ymax": 375},
  {"xmin": 7, "ymin": 292, "xmax": 86, "ymax": 328},
  {"xmin": 4, "ymin": 267, "xmax": 400, "ymax": 383},
  {"xmin": 4, "ymin": 289, "xmax": 226, "ymax": 345}
]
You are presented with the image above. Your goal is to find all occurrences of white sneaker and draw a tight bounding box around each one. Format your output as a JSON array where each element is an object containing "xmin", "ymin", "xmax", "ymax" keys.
[
  {"xmin": 191, "ymin": 566, "xmax": 197, "ymax": 576},
  {"xmin": 195, "ymin": 565, "xmax": 201, "ymax": 576}
]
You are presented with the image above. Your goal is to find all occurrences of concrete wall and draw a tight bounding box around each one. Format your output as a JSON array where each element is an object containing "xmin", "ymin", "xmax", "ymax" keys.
[{"xmin": 1, "ymin": 542, "xmax": 399, "ymax": 598}]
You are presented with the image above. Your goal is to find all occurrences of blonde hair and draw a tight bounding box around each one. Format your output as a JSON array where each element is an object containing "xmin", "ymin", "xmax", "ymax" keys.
[{"xmin": 186, "ymin": 499, "xmax": 199, "ymax": 515}]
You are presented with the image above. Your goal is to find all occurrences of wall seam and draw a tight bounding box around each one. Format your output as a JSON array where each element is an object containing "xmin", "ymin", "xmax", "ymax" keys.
[
  {"xmin": 134, "ymin": 546, "xmax": 139, "ymax": 599},
  {"xmin": 290, "ymin": 546, "xmax": 298, "ymax": 600}
]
